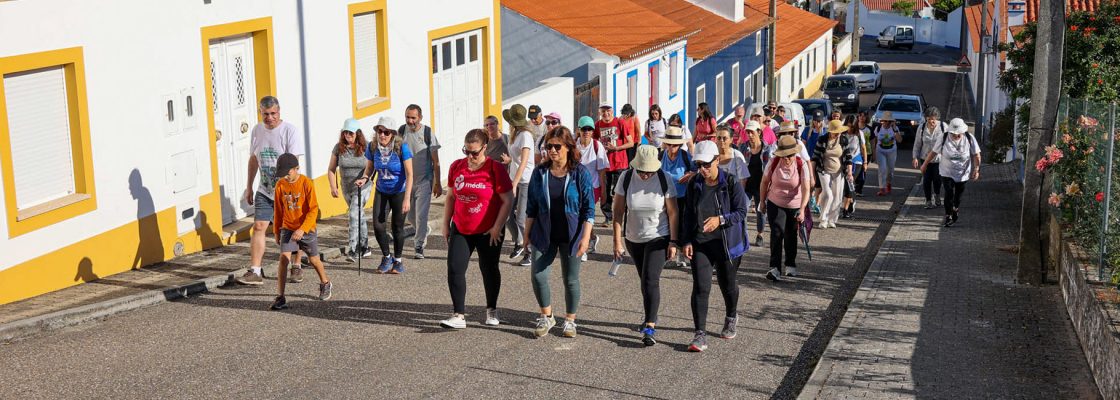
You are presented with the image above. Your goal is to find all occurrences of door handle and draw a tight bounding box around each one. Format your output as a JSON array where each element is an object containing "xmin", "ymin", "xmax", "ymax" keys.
[
  {"xmin": 215, "ymin": 129, "xmax": 222, "ymax": 141},
  {"xmin": 241, "ymin": 122, "xmax": 249, "ymax": 133}
]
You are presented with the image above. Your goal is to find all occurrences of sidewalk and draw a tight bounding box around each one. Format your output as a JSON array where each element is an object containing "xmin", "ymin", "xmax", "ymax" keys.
[
  {"xmin": 0, "ymin": 201, "xmax": 445, "ymax": 342},
  {"xmin": 799, "ymin": 163, "xmax": 1101, "ymax": 399}
]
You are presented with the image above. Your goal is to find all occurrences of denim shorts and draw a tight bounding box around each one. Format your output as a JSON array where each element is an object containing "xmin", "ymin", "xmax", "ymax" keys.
[
  {"xmin": 279, "ymin": 229, "xmax": 320, "ymax": 256},
  {"xmin": 254, "ymin": 191, "xmax": 274, "ymax": 222}
]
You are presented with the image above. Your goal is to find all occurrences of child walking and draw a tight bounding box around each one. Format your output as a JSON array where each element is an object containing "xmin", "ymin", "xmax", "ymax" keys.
[{"xmin": 271, "ymin": 153, "xmax": 333, "ymax": 310}]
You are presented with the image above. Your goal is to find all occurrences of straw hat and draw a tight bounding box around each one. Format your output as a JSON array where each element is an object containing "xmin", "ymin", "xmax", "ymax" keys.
[
  {"xmin": 827, "ymin": 119, "xmax": 847, "ymax": 134},
  {"xmin": 879, "ymin": 111, "xmax": 896, "ymax": 122},
  {"xmin": 662, "ymin": 126, "xmax": 686, "ymax": 145},
  {"xmin": 774, "ymin": 135, "xmax": 803, "ymax": 158},
  {"xmin": 778, "ymin": 120, "xmax": 799, "ymax": 133}
]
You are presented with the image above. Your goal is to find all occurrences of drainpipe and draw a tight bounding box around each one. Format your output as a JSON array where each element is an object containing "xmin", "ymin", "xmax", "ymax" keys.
[{"xmin": 297, "ymin": 0, "xmax": 314, "ymax": 176}]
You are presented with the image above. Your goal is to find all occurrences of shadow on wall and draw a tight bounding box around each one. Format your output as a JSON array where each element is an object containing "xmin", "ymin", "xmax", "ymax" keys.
[
  {"xmin": 130, "ymin": 169, "xmax": 164, "ymax": 269},
  {"xmin": 194, "ymin": 210, "xmax": 224, "ymax": 250},
  {"xmin": 74, "ymin": 257, "xmax": 98, "ymax": 283}
]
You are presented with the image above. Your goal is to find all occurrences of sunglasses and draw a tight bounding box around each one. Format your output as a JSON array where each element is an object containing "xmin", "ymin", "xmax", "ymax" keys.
[
  {"xmin": 666, "ymin": 143, "xmax": 681, "ymax": 148},
  {"xmin": 580, "ymin": 127, "xmax": 595, "ymax": 133},
  {"xmin": 377, "ymin": 129, "xmax": 393, "ymax": 136},
  {"xmin": 695, "ymin": 160, "xmax": 715, "ymax": 169},
  {"xmin": 716, "ymin": 136, "xmax": 731, "ymax": 141},
  {"xmin": 546, "ymin": 120, "xmax": 560, "ymax": 126},
  {"xmin": 462, "ymin": 147, "xmax": 483, "ymax": 156},
  {"xmin": 637, "ymin": 171, "xmax": 656, "ymax": 179},
  {"xmin": 545, "ymin": 143, "xmax": 564, "ymax": 151}
]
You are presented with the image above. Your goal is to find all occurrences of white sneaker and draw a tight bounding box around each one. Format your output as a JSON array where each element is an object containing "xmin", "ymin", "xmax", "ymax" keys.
[
  {"xmin": 766, "ymin": 268, "xmax": 783, "ymax": 282},
  {"xmin": 589, "ymin": 235, "xmax": 599, "ymax": 254},
  {"xmin": 785, "ymin": 267, "xmax": 798, "ymax": 277},
  {"xmin": 484, "ymin": 308, "xmax": 500, "ymax": 326},
  {"xmin": 439, "ymin": 314, "xmax": 466, "ymax": 329}
]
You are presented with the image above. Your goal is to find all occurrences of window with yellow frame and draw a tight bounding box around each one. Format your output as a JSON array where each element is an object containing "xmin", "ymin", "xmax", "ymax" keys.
[
  {"xmin": 349, "ymin": 0, "xmax": 391, "ymax": 119},
  {"xmin": 0, "ymin": 47, "xmax": 96, "ymax": 238}
]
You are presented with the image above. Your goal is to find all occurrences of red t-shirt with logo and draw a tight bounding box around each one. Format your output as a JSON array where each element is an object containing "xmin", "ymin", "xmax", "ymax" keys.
[
  {"xmin": 595, "ymin": 118, "xmax": 629, "ymax": 171},
  {"xmin": 448, "ymin": 158, "xmax": 513, "ymax": 235}
]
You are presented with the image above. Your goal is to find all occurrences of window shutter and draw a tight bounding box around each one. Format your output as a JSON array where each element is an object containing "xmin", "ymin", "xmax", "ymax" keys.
[
  {"xmin": 4, "ymin": 66, "xmax": 77, "ymax": 210},
  {"xmin": 353, "ymin": 12, "xmax": 380, "ymax": 103}
]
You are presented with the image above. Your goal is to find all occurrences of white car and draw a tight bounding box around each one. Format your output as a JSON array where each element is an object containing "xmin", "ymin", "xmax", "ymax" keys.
[{"xmin": 845, "ymin": 61, "xmax": 882, "ymax": 92}]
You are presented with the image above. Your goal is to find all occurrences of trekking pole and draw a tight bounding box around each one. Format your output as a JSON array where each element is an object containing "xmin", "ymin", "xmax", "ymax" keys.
[{"xmin": 357, "ymin": 190, "xmax": 363, "ymax": 276}]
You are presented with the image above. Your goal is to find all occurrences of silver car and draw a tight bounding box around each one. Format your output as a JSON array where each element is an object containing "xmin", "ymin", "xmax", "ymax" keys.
[{"xmin": 844, "ymin": 61, "xmax": 881, "ymax": 92}]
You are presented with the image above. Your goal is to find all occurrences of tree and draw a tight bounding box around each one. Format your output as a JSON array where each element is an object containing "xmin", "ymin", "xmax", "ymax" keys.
[
  {"xmin": 932, "ymin": 0, "xmax": 963, "ymax": 20},
  {"xmin": 891, "ymin": 0, "xmax": 916, "ymax": 16}
]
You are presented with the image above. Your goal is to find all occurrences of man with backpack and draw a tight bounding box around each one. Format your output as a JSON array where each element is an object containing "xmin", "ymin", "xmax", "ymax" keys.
[
  {"xmin": 911, "ymin": 107, "xmax": 947, "ymax": 209},
  {"xmin": 919, "ymin": 118, "xmax": 981, "ymax": 227},
  {"xmin": 400, "ymin": 104, "xmax": 441, "ymax": 259}
]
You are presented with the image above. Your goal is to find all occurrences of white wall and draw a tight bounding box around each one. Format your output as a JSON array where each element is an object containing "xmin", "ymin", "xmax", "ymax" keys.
[
  {"xmin": 504, "ymin": 77, "xmax": 574, "ymax": 129},
  {"xmin": 778, "ymin": 31, "xmax": 833, "ymax": 102},
  {"xmin": 835, "ymin": 33, "xmax": 853, "ymax": 71},
  {"xmin": 847, "ymin": 2, "xmax": 963, "ymax": 48},
  {"xmin": 611, "ymin": 44, "xmax": 687, "ymax": 122}
]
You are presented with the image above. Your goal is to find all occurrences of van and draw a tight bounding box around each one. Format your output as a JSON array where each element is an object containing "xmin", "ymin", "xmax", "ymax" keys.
[{"xmin": 877, "ymin": 25, "xmax": 915, "ymax": 50}]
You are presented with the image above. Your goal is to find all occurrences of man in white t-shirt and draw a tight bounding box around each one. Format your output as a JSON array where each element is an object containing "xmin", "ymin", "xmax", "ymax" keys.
[
  {"xmin": 236, "ymin": 96, "xmax": 307, "ymax": 285},
  {"xmin": 503, "ymin": 104, "xmax": 536, "ymax": 266}
]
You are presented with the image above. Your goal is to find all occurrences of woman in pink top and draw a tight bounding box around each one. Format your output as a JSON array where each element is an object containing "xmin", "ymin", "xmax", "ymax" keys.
[
  {"xmin": 694, "ymin": 103, "xmax": 718, "ymax": 142},
  {"xmin": 757, "ymin": 135, "xmax": 811, "ymax": 281}
]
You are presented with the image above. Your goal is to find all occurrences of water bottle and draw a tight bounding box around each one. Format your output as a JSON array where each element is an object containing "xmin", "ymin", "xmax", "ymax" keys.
[{"xmin": 608, "ymin": 257, "xmax": 623, "ymax": 277}]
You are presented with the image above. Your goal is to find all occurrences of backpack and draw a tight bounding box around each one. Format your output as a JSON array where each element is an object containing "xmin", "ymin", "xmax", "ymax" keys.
[
  {"xmin": 657, "ymin": 149, "xmax": 692, "ymax": 172},
  {"xmin": 619, "ymin": 168, "xmax": 670, "ymax": 231},
  {"xmin": 874, "ymin": 126, "xmax": 899, "ymax": 149},
  {"xmin": 399, "ymin": 124, "xmax": 433, "ymax": 171},
  {"xmin": 764, "ymin": 156, "xmax": 806, "ymax": 194},
  {"xmin": 939, "ymin": 131, "xmax": 978, "ymax": 155}
]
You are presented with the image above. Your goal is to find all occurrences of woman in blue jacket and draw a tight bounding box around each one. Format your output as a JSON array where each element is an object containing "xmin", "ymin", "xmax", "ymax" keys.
[
  {"xmin": 523, "ymin": 126, "xmax": 596, "ymax": 339},
  {"xmin": 680, "ymin": 140, "xmax": 749, "ymax": 353}
]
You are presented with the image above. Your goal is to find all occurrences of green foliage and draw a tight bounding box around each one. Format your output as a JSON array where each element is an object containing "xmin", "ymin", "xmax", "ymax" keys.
[
  {"xmin": 891, "ymin": 0, "xmax": 916, "ymax": 15},
  {"xmin": 987, "ymin": 104, "xmax": 1017, "ymax": 163},
  {"xmin": 932, "ymin": 0, "xmax": 963, "ymax": 20}
]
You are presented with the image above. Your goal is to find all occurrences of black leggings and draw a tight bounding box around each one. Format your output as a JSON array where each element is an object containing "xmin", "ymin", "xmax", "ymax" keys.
[
  {"xmin": 767, "ymin": 200, "xmax": 799, "ymax": 271},
  {"xmin": 844, "ymin": 164, "xmax": 864, "ymax": 199},
  {"xmin": 922, "ymin": 162, "xmax": 943, "ymax": 201},
  {"xmin": 854, "ymin": 163, "xmax": 866, "ymax": 194},
  {"xmin": 941, "ymin": 177, "xmax": 966, "ymax": 215},
  {"xmin": 447, "ymin": 225, "xmax": 503, "ymax": 314},
  {"xmin": 690, "ymin": 239, "xmax": 739, "ymax": 332},
  {"xmin": 373, "ymin": 191, "xmax": 405, "ymax": 258},
  {"xmin": 625, "ymin": 237, "xmax": 668, "ymax": 325},
  {"xmin": 601, "ymin": 170, "xmax": 622, "ymax": 219}
]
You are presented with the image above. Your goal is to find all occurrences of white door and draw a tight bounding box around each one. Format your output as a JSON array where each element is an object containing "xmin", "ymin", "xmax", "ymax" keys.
[
  {"xmin": 209, "ymin": 35, "xmax": 257, "ymax": 225},
  {"xmin": 431, "ymin": 30, "xmax": 483, "ymax": 170}
]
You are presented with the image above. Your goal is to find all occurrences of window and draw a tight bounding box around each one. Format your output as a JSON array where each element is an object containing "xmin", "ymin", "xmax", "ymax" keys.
[
  {"xmin": 696, "ymin": 84, "xmax": 706, "ymax": 107},
  {"xmin": 753, "ymin": 70, "xmax": 763, "ymax": 102},
  {"xmin": 349, "ymin": 1, "xmax": 391, "ymax": 119},
  {"xmin": 731, "ymin": 63, "xmax": 739, "ymax": 107},
  {"xmin": 755, "ymin": 31, "xmax": 762, "ymax": 56},
  {"xmin": 627, "ymin": 70, "xmax": 638, "ymax": 108},
  {"xmin": 669, "ymin": 52, "xmax": 679, "ymax": 97},
  {"xmin": 648, "ymin": 62, "xmax": 659, "ymax": 106},
  {"xmin": 744, "ymin": 75, "xmax": 752, "ymax": 105},
  {"xmin": 714, "ymin": 73, "xmax": 724, "ymax": 117},
  {"xmin": 0, "ymin": 47, "xmax": 96, "ymax": 236}
]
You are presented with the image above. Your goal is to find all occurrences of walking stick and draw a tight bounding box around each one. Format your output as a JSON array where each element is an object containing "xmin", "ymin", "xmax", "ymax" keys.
[{"xmin": 356, "ymin": 191, "xmax": 363, "ymax": 276}]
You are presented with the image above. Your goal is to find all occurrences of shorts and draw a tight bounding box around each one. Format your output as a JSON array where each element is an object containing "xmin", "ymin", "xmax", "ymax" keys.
[
  {"xmin": 254, "ymin": 191, "xmax": 274, "ymax": 222},
  {"xmin": 279, "ymin": 229, "xmax": 320, "ymax": 257}
]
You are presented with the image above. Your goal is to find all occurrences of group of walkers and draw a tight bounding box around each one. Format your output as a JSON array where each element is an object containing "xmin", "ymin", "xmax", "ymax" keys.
[{"xmin": 234, "ymin": 94, "xmax": 981, "ymax": 351}]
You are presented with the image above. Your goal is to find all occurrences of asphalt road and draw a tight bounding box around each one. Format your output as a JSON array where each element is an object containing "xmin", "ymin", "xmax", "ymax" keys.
[{"xmin": 0, "ymin": 42, "xmax": 964, "ymax": 399}]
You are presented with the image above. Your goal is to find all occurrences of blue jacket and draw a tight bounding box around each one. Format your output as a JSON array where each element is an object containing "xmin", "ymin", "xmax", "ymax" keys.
[
  {"xmin": 525, "ymin": 164, "xmax": 596, "ymax": 256},
  {"xmin": 680, "ymin": 169, "xmax": 749, "ymax": 260}
]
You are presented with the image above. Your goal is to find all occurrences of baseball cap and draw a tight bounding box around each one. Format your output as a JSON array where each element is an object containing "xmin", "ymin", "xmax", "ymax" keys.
[
  {"xmin": 274, "ymin": 153, "xmax": 299, "ymax": 178},
  {"xmin": 813, "ymin": 111, "xmax": 825, "ymax": 122},
  {"xmin": 693, "ymin": 141, "xmax": 719, "ymax": 163},
  {"xmin": 599, "ymin": 102, "xmax": 613, "ymax": 110},
  {"xmin": 528, "ymin": 105, "xmax": 542, "ymax": 119},
  {"xmin": 577, "ymin": 116, "xmax": 595, "ymax": 129},
  {"xmin": 545, "ymin": 112, "xmax": 562, "ymax": 121},
  {"xmin": 342, "ymin": 118, "xmax": 361, "ymax": 133}
]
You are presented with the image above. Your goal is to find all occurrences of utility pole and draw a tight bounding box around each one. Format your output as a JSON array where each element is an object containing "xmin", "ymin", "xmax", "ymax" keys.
[
  {"xmin": 853, "ymin": 0, "xmax": 861, "ymax": 62},
  {"xmin": 768, "ymin": 0, "xmax": 778, "ymax": 102},
  {"xmin": 1017, "ymin": 0, "xmax": 1065, "ymax": 284},
  {"xmin": 975, "ymin": 0, "xmax": 989, "ymax": 145}
]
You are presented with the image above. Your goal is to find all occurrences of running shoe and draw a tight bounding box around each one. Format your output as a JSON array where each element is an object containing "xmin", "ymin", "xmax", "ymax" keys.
[
  {"xmin": 755, "ymin": 234, "xmax": 764, "ymax": 246},
  {"xmin": 924, "ymin": 200, "xmax": 935, "ymax": 209},
  {"xmin": 270, "ymin": 296, "xmax": 288, "ymax": 310},
  {"xmin": 534, "ymin": 315, "xmax": 556, "ymax": 337},
  {"xmin": 518, "ymin": 253, "xmax": 532, "ymax": 267},
  {"xmin": 943, "ymin": 215, "xmax": 953, "ymax": 227},
  {"xmin": 343, "ymin": 248, "xmax": 355, "ymax": 262},
  {"xmin": 589, "ymin": 234, "xmax": 599, "ymax": 254},
  {"xmin": 688, "ymin": 331, "xmax": 708, "ymax": 352},
  {"xmin": 390, "ymin": 259, "xmax": 405, "ymax": 274},
  {"xmin": 951, "ymin": 210, "xmax": 959, "ymax": 224},
  {"xmin": 510, "ymin": 245, "xmax": 524, "ymax": 259},
  {"xmin": 318, "ymin": 282, "xmax": 333, "ymax": 301},
  {"xmin": 561, "ymin": 320, "xmax": 578, "ymax": 338},
  {"xmin": 641, "ymin": 326, "xmax": 657, "ymax": 346},
  {"xmin": 485, "ymin": 308, "xmax": 500, "ymax": 326},
  {"xmin": 440, "ymin": 314, "xmax": 467, "ymax": 329},
  {"xmin": 785, "ymin": 266, "xmax": 798, "ymax": 277},
  {"xmin": 766, "ymin": 268, "xmax": 783, "ymax": 282},
  {"xmin": 288, "ymin": 265, "xmax": 304, "ymax": 283},
  {"xmin": 236, "ymin": 270, "xmax": 264, "ymax": 286},
  {"xmin": 720, "ymin": 316, "xmax": 738, "ymax": 339},
  {"xmin": 414, "ymin": 248, "xmax": 425, "ymax": 260},
  {"xmin": 377, "ymin": 256, "xmax": 393, "ymax": 274}
]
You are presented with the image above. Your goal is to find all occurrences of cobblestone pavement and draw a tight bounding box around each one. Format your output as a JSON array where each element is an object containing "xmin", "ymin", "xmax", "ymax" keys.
[{"xmin": 800, "ymin": 163, "xmax": 1102, "ymax": 399}]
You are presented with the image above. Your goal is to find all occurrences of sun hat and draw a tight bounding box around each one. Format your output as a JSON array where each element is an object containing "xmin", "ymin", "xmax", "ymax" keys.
[
  {"xmin": 827, "ymin": 119, "xmax": 847, "ymax": 134},
  {"xmin": 879, "ymin": 111, "xmax": 896, "ymax": 122},
  {"xmin": 631, "ymin": 145, "xmax": 662, "ymax": 172},
  {"xmin": 750, "ymin": 106, "xmax": 765, "ymax": 117},
  {"xmin": 342, "ymin": 118, "xmax": 361, "ymax": 133},
  {"xmin": 662, "ymin": 126, "xmax": 686, "ymax": 144},
  {"xmin": 948, "ymin": 118, "xmax": 969, "ymax": 134},
  {"xmin": 375, "ymin": 116, "xmax": 396, "ymax": 130},
  {"xmin": 545, "ymin": 112, "xmax": 562, "ymax": 122},
  {"xmin": 274, "ymin": 153, "xmax": 300, "ymax": 178},
  {"xmin": 774, "ymin": 135, "xmax": 803, "ymax": 158},
  {"xmin": 527, "ymin": 105, "xmax": 542, "ymax": 119},
  {"xmin": 778, "ymin": 120, "xmax": 799, "ymax": 133},
  {"xmin": 578, "ymin": 116, "xmax": 595, "ymax": 130},
  {"xmin": 599, "ymin": 101, "xmax": 613, "ymax": 110},
  {"xmin": 694, "ymin": 141, "xmax": 719, "ymax": 163},
  {"xmin": 745, "ymin": 120, "xmax": 762, "ymax": 131},
  {"xmin": 502, "ymin": 104, "xmax": 529, "ymax": 128}
]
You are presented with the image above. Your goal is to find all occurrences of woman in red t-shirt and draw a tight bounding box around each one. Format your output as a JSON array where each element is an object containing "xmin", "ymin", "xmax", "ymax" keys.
[
  {"xmin": 694, "ymin": 102, "xmax": 718, "ymax": 142},
  {"xmin": 439, "ymin": 129, "xmax": 514, "ymax": 329}
]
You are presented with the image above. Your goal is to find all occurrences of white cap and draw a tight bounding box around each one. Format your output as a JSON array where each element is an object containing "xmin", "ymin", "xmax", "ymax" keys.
[
  {"xmin": 948, "ymin": 118, "xmax": 969, "ymax": 134},
  {"xmin": 693, "ymin": 140, "xmax": 719, "ymax": 163},
  {"xmin": 376, "ymin": 116, "xmax": 396, "ymax": 129}
]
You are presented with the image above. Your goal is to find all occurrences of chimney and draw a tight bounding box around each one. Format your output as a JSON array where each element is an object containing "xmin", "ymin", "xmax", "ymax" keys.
[{"xmin": 687, "ymin": 0, "xmax": 745, "ymax": 22}]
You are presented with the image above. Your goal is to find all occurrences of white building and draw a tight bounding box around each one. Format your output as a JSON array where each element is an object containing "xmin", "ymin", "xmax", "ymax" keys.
[{"xmin": 0, "ymin": 0, "xmax": 505, "ymax": 304}]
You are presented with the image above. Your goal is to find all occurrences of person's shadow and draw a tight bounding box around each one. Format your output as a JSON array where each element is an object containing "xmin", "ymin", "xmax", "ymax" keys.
[
  {"xmin": 129, "ymin": 169, "xmax": 164, "ymax": 269},
  {"xmin": 74, "ymin": 257, "xmax": 98, "ymax": 283},
  {"xmin": 194, "ymin": 211, "xmax": 224, "ymax": 250}
]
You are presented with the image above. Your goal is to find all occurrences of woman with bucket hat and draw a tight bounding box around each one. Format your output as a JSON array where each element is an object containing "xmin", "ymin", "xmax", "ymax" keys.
[
  {"xmin": 812, "ymin": 120, "xmax": 853, "ymax": 228},
  {"xmin": 759, "ymin": 135, "xmax": 812, "ymax": 281},
  {"xmin": 680, "ymin": 140, "xmax": 749, "ymax": 352},
  {"xmin": 611, "ymin": 145, "xmax": 679, "ymax": 346},
  {"xmin": 327, "ymin": 118, "xmax": 373, "ymax": 261},
  {"xmin": 503, "ymin": 104, "xmax": 537, "ymax": 267},
  {"xmin": 871, "ymin": 112, "xmax": 903, "ymax": 196},
  {"xmin": 920, "ymin": 118, "xmax": 981, "ymax": 227}
]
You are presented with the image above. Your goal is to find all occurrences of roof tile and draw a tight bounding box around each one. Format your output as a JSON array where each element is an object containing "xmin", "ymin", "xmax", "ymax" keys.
[{"xmin": 502, "ymin": 0, "xmax": 694, "ymax": 60}]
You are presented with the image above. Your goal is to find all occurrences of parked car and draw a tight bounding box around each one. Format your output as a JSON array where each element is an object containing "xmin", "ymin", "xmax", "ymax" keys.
[
  {"xmin": 793, "ymin": 99, "xmax": 833, "ymax": 125},
  {"xmin": 877, "ymin": 25, "xmax": 915, "ymax": 50},
  {"xmin": 819, "ymin": 75, "xmax": 859, "ymax": 112},
  {"xmin": 844, "ymin": 61, "xmax": 882, "ymax": 92},
  {"xmin": 872, "ymin": 93, "xmax": 926, "ymax": 143},
  {"xmin": 749, "ymin": 101, "xmax": 806, "ymax": 130}
]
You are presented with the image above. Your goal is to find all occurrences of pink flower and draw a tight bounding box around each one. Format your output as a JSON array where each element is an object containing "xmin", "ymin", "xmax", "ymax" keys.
[
  {"xmin": 1097, "ymin": 192, "xmax": 1105, "ymax": 202},
  {"xmin": 1062, "ymin": 134, "xmax": 1073, "ymax": 143},
  {"xmin": 1086, "ymin": 146, "xmax": 1095, "ymax": 155},
  {"xmin": 1049, "ymin": 193, "xmax": 1062, "ymax": 207},
  {"xmin": 1036, "ymin": 158, "xmax": 1050, "ymax": 172},
  {"xmin": 1079, "ymin": 115, "xmax": 1100, "ymax": 129}
]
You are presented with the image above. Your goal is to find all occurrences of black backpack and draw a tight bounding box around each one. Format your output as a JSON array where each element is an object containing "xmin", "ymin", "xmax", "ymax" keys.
[
  {"xmin": 657, "ymin": 148, "xmax": 692, "ymax": 172},
  {"xmin": 619, "ymin": 168, "xmax": 670, "ymax": 230}
]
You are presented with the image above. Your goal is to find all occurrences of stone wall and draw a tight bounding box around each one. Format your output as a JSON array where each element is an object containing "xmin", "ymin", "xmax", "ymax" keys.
[{"xmin": 1060, "ymin": 241, "xmax": 1120, "ymax": 400}]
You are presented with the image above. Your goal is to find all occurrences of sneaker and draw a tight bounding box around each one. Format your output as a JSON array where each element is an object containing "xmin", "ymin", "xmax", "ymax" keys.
[
  {"xmin": 876, "ymin": 189, "xmax": 887, "ymax": 197},
  {"xmin": 359, "ymin": 248, "xmax": 372, "ymax": 258},
  {"xmin": 270, "ymin": 296, "xmax": 288, "ymax": 310},
  {"xmin": 720, "ymin": 316, "xmax": 738, "ymax": 339},
  {"xmin": 924, "ymin": 200, "xmax": 934, "ymax": 209},
  {"xmin": 377, "ymin": 256, "xmax": 393, "ymax": 274},
  {"xmin": 766, "ymin": 268, "xmax": 783, "ymax": 282},
  {"xmin": 581, "ymin": 253, "xmax": 588, "ymax": 262},
  {"xmin": 809, "ymin": 198, "xmax": 821, "ymax": 214},
  {"xmin": 288, "ymin": 266, "xmax": 304, "ymax": 283},
  {"xmin": 589, "ymin": 235, "xmax": 599, "ymax": 254},
  {"xmin": 951, "ymin": 210, "xmax": 959, "ymax": 224},
  {"xmin": 755, "ymin": 234, "xmax": 764, "ymax": 246},
  {"xmin": 688, "ymin": 330, "xmax": 708, "ymax": 352},
  {"xmin": 935, "ymin": 197, "xmax": 943, "ymax": 207},
  {"xmin": 414, "ymin": 248, "xmax": 425, "ymax": 260},
  {"xmin": 785, "ymin": 266, "xmax": 798, "ymax": 277},
  {"xmin": 343, "ymin": 248, "xmax": 356, "ymax": 262},
  {"xmin": 518, "ymin": 253, "xmax": 532, "ymax": 267},
  {"xmin": 236, "ymin": 270, "xmax": 264, "ymax": 286},
  {"xmin": 485, "ymin": 308, "xmax": 500, "ymax": 326},
  {"xmin": 390, "ymin": 259, "xmax": 405, "ymax": 274},
  {"xmin": 318, "ymin": 282, "xmax": 333, "ymax": 300},
  {"xmin": 561, "ymin": 319, "xmax": 578, "ymax": 338},
  {"xmin": 886, "ymin": 183, "xmax": 892, "ymax": 193},
  {"xmin": 509, "ymin": 245, "xmax": 525, "ymax": 259},
  {"xmin": 440, "ymin": 314, "xmax": 467, "ymax": 329},
  {"xmin": 534, "ymin": 315, "xmax": 556, "ymax": 337},
  {"xmin": 641, "ymin": 326, "xmax": 657, "ymax": 346},
  {"xmin": 943, "ymin": 215, "xmax": 953, "ymax": 227}
]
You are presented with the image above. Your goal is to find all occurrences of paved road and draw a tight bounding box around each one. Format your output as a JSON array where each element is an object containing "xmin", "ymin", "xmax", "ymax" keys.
[{"xmin": 0, "ymin": 43, "xmax": 959, "ymax": 399}]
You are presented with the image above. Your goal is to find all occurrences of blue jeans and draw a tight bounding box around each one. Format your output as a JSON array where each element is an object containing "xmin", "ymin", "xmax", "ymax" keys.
[{"xmin": 343, "ymin": 183, "xmax": 372, "ymax": 253}]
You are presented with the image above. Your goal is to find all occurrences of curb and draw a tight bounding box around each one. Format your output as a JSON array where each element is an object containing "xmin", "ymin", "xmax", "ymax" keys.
[{"xmin": 797, "ymin": 183, "xmax": 922, "ymax": 400}]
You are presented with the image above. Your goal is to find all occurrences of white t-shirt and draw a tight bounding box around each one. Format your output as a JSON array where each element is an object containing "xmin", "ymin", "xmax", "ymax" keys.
[
  {"xmin": 509, "ymin": 129, "xmax": 536, "ymax": 184},
  {"xmin": 250, "ymin": 121, "xmax": 304, "ymax": 199},
  {"xmin": 874, "ymin": 126, "xmax": 901, "ymax": 153},
  {"xmin": 576, "ymin": 138, "xmax": 609, "ymax": 188},
  {"xmin": 614, "ymin": 170, "xmax": 677, "ymax": 243},
  {"xmin": 646, "ymin": 119, "xmax": 667, "ymax": 147},
  {"xmin": 935, "ymin": 133, "xmax": 980, "ymax": 182},
  {"xmin": 718, "ymin": 149, "xmax": 751, "ymax": 181}
]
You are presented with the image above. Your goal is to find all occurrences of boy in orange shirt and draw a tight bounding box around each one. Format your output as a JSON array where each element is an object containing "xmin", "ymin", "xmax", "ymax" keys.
[{"xmin": 271, "ymin": 153, "xmax": 333, "ymax": 310}]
